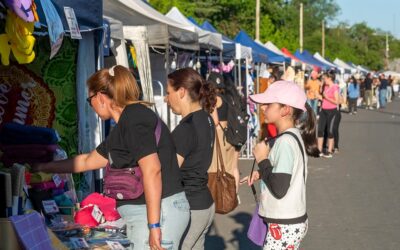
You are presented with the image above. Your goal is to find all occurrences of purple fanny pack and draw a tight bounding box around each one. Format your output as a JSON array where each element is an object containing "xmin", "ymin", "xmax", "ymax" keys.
[{"xmin": 103, "ymin": 118, "xmax": 162, "ymax": 200}]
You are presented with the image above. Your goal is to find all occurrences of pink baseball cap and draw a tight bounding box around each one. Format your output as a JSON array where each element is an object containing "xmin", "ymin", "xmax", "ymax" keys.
[{"xmin": 250, "ymin": 80, "xmax": 307, "ymax": 111}]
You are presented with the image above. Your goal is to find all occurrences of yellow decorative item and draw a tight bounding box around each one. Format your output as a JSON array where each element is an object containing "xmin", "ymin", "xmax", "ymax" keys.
[
  {"xmin": 0, "ymin": 34, "xmax": 11, "ymax": 65},
  {"xmin": 0, "ymin": 10, "xmax": 36, "ymax": 65}
]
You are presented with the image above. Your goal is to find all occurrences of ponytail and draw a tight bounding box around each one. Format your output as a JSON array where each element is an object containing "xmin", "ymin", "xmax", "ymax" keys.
[
  {"xmin": 293, "ymin": 103, "xmax": 320, "ymax": 157},
  {"xmin": 168, "ymin": 68, "xmax": 217, "ymax": 114},
  {"xmin": 199, "ymin": 81, "xmax": 217, "ymax": 113}
]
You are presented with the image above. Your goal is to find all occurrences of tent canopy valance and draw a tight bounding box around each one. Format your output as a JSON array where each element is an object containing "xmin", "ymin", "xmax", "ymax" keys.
[
  {"xmin": 166, "ymin": 7, "xmax": 222, "ymax": 51},
  {"xmin": 333, "ymin": 58, "xmax": 357, "ymax": 73},
  {"xmin": 103, "ymin": 0, "xmax": 199, "ymax": 50}
]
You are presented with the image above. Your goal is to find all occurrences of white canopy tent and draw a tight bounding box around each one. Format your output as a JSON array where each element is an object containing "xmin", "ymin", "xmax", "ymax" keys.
[
  {"xmin": 313, "ymin": 52, "xmax": 337, "ymax": 69},
  {"xmin": 264, "ymin": 41, "xmax": 287, "ymax": 57},
  {"xmin": 103, "ymin": 0, "xmax": 199, "ymax": 50},
  {"xmin": 166, "ymin": 7, "xmax": 222, "ymax": 51},
  {"xmin": 235, "ymin": 43, "xmax": 252, "ymax": 60},
  {"xmin": 357, "ymin": 65, "xmax": 370, "ymax": 74},
  {"xmin": 333, "ymin": 58, "xmax": 357, "ymax": 73}
]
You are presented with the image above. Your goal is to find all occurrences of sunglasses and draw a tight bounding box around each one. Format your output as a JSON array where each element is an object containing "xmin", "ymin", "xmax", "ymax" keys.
[{"xmin": 86, "ymin": 93, "xmax": 97, "ymax": 107}]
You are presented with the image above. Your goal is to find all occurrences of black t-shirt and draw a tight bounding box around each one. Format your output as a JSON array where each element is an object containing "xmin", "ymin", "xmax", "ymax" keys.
[
  {"xmin": 96, "ymin": 104, "xmax": 183, "ymax": 206},
  {"xmin": 172, "ymin": 110, "xmax": 215, "ymax": 210},
  {"xmin": 379, "ymin": 79, "xmax": 388, "ymax": 90},
  {"xmin": 364, "ymin": 78, "xmax": 372, "ymax": 90}
]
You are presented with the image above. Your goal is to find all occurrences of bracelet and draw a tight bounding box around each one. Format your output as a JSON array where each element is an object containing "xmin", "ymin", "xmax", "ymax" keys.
[{"xmin": 148, "ymin": 222, "xmax": 161, "ymax": 229}]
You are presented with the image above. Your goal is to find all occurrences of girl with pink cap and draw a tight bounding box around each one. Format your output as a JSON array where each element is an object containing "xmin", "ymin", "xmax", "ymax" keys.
[{"xmin": 242, "ymin": 80, "xmax": 319, "ymax": 249}]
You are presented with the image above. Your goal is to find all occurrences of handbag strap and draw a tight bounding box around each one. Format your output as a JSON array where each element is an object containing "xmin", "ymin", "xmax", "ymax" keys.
[
  {"xmin": 155, "ymin": 117, "xmax": 162, "ymax": 145},
  {"xmin": 249, "ymin": 133, "xmax": 285, "ymax": 202},
  {"xmin": 214, "ymin": 128, "xmax": 226, "ymax": 176},
  {"xmin": 282, "ymin": 131, "xmax": 306, "ymax": 182},
  {"xmin": 106, "ymin": 117, "xmax": 162, "ymax": 171},
  {"xmin": 249, "ymin": 131, "xmax": 306, "ymax": 200}
]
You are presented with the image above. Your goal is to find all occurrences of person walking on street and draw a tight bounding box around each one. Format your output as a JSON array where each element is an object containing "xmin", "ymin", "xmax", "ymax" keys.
[
  {"xmin": 165, "ymin": 68, "xmax": 217, "ymax": 250},
  {"xmin": 304, "ymin": 70, "xmax": 322, "ymax": 116},
  {"xmin": 379, "ymin": 74, "xmax": 388, "ymax": 109},
  {"xmin": 363, "ymin": 73, "xmax": 373, "ymax": 109},
  {"xmin": 347, "ymin": 76, "xmax": 360, "ymax": 115},
  {"xmin": 241, "ymin": 80, "xmax": 319, "ymax": 250}
]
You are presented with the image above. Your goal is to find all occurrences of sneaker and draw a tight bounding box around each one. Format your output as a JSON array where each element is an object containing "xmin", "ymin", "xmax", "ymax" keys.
[
  {"xmin": 333, "ymin": 148, "xmax": 339, "ymax": 154},
  {"xmin": 353, "ymin": 111, "xmax": 357, "ymax": 114},
  {"xmin": 322, "ymin": 152, "xmax": 333, "ymax": 158},
  {"xmin": 319, "ymin": 152, "xmax": 324, "ymax": 157}
]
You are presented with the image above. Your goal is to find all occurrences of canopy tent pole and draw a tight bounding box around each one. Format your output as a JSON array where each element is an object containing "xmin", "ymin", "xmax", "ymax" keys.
[
  {"xmin": 165, "ymin": 44, "xmax": 171, "ymax": 128},
  {"xmin": 127, "ymin": 26, "xmax": 154, "ymax": 103}
]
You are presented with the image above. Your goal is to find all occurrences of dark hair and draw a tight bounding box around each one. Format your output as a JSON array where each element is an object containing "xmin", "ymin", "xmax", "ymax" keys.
[
  {"xmin": 323, "ymin": 70, "xmax": 336, "ymax": 82},
  {"xmin": 292, "ymin": 103, "xmax": 320, "ymax": 157},
  {"xmin": 168, "ymin": 68, "xmax": 217, "ymax": 113}
]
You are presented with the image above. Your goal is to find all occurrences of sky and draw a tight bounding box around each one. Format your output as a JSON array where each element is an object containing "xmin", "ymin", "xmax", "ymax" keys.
[{"xmin": 335, "ymin": 0, "xmax": 400, "ymax": 37}]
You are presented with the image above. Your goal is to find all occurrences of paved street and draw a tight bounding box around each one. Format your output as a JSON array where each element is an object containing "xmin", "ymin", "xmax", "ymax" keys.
[{"xmin": 206, "ymin": 97, "xmax": 400, "ymax": 250}]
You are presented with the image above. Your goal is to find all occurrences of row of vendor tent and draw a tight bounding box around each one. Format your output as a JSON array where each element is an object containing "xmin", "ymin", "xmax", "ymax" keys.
[{"xmin": 104, "ymin": 1, "xmax": 371, "ymax": 73}]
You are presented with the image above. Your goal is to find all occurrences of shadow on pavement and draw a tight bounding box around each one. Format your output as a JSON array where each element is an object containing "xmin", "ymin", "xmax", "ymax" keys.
[{"xmin": 205, "ymin": 212, "xmax": 261, "ymax": 250}]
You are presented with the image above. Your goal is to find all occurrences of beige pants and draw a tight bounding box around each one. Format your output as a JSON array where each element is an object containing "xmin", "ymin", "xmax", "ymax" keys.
[{"xmin": 208, "ymin": 126, "xmax": 236, "ymax": 176}]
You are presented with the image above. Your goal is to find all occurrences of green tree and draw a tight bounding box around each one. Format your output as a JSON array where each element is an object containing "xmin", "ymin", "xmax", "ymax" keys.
[{"xmin": 149, "ymin": 0, "xmax": 400, "ymax": 70}]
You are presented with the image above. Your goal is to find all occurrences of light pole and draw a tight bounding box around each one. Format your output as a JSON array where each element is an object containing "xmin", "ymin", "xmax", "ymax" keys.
[
  {"xmin": 256, "ymin": 0, "xmax": 260, "ymax": 41},
  {"xmin": 300, "ymin": 3, "xmax": 303, "ymax": 53}
]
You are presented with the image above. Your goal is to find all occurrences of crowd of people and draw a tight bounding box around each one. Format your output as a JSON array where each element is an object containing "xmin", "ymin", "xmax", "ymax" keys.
[
  {"xmin": 31, "ymin": 64, "xmax": 319, "ymax": 250},
  {"xmin": 303, "ymin": 70, "xmax": 398, "ymax": 158}
]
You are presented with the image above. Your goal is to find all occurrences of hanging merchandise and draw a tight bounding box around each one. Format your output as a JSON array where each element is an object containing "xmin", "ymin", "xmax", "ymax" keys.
[
  {"xmin": 0, "ymin": 10, "xmax": 36, "ymax": 65},
  {"xmin": 128, "ymin": 45, "xmax": 137, "ymax": 68},
  {"xmin": 4, "ymin": 0, "xmax": 37, "ymax": 22},
  {"xmin": 0, "ymin": 36, "xmax": 79, "ymax": 156},
  {"xmin": 37, "ymin": 0, "xmax": 65, "ymax": 59}
]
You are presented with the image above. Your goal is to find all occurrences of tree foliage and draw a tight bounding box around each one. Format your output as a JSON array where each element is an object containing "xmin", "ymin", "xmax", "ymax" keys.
[{"xmin": 150, "ymin": 0, "xmax": 400, "ymax": 70}]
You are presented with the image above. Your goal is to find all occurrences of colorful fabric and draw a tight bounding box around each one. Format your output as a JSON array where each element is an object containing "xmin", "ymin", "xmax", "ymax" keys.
[
  {"xmin": 0, "ymin": 36, "xmax": 79, "ymax": 156},
  {"xmin": 9, "ymin": 211, "xmax": 53, "ymax": 250}
]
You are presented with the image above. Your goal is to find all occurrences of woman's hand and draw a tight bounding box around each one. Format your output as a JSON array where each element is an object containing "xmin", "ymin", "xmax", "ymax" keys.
[
  {"xmin": 240, "ymin": 170, "xmax": 260, "ymax": 186},
  {"xmin": 253, "ymin": 141, "xmax": 270, "ymax": 163},
  {"xmin": 149, "ymin": 228, "xmax": 165, "ymax": 250}
]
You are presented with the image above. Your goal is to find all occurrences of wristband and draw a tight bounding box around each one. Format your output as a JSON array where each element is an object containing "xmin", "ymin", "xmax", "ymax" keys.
[{"xmin": 148, "ymin": 222, "xmax": 161, "ymax": 229}]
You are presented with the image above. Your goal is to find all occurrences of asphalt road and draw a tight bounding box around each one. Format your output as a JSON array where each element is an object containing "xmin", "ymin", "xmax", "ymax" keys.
[{"xmin": 205, "ymin": 96, "xmax": 400, "ymax": 250}]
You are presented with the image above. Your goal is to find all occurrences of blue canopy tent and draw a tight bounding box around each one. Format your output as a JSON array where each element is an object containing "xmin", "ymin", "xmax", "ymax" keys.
[
  {"xmin": 234, "ymin": 31, "xmax": 290, "ymax": 64},
  {"xmin": 294, "ymin": 49, "xmax": 329, "ymax": 70},
  {"xmin": 197, "ymin": 20, "xmax": 254, "ymax": 60},
  {"xmin": 201, "ymin": 21, "xmax": 236, "ymax": 59}
]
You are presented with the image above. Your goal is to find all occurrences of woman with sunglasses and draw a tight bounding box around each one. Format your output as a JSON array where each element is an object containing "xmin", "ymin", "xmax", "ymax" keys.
[{"xmin": 33, "ymin": 65, "xmax": 189, "ymax": 250}]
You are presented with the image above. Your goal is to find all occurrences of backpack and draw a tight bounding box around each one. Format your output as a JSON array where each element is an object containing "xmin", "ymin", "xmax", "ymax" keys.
[{"xmin": 220, "ymin": 93, "xmax": 249, "ymax": 148}]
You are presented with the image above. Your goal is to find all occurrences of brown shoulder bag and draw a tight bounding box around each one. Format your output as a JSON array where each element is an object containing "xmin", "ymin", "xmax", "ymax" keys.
[{"xmin": 208, "ymin": 130, "xmax": 238, "ymax": 214}]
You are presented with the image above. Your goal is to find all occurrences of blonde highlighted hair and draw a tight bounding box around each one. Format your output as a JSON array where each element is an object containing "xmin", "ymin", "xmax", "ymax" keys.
[{"xmin": 86, "ymin": 65, "xmax": 150, "ymax": 108}]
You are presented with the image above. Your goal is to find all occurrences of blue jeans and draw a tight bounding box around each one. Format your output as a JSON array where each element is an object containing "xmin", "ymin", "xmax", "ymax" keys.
[
  {"xmin": 379, "ymin": 89, "xmax": 387, "ymax": 108},
  {"xmin": 307, "ymin": 99, "xmax": 319, "ymax": 115},
  {"xmin": 117, "ymin": 192, "xmax": 190, "ymax": 250}
]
